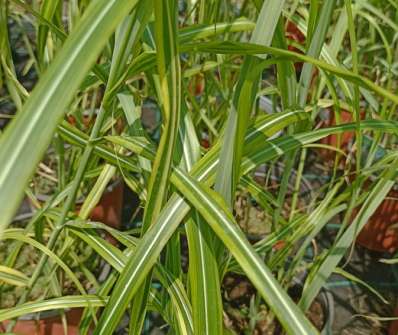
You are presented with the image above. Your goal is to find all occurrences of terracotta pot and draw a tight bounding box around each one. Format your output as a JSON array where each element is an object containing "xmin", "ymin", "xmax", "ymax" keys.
[
  {"xmin": 82, "ymin": 181, "xmax": 124, "ymax": 246},
  {"xmin": 285, "ymin": 21, "xmax": 319, "ymax": 94},
  {"xmin": 318, "ymin": 109, "xmax": 365, "ymax": 161},
  {"xmin": 34, "ymin": 181, "xmax": 124, "ymax": 230},
  {"xmin": 67, "ymin": 114, "xmax": 124, "ymax": 133},
  {"xmin": 87, "ymin": 181, "xmax": 124, "ymax": 230},
  {"xmin": 355, "ymin": 189, "xmax": 398, "ymax": 254},
  {"xmin": 286, "ymin": 21, "xmax": 306, "ymax": 72},
  {"xmin": 188, "ymin": 73, "xmax": 205, "ymax": 96},
  {"xmin": 318, "ymin": 109, "xmax": 398, "ymax": 252},
  {"xmin": 66, "ymin": 114, "xmax": 94, "ymax": 129},
  {"xmin": 389, "ymin": 306, "xmax": 398, "ymax": 335},
  {"xmin": 0, "ymin": 308, "xmax": 83, "ymax": 335}
]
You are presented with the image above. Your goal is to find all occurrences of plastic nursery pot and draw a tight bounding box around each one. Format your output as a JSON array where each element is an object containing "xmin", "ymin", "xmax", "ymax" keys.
[
  {"xmin": 314, "ymin": 289, "xmax": 334, "ymax": 334},
  {"xmin": 0, "ymin": 308, "xmax": 83, "ymax": 335},
  {"xmin": 355, "ymin": 188, "xmax": 398, "ymax": 254},
  {"xmin": 389, "ymin": 267, "xmax": 398, "ymax": 335},
  {"xmin": 291, "ymin": 273, "xmax": 334, "ymax": 333}
]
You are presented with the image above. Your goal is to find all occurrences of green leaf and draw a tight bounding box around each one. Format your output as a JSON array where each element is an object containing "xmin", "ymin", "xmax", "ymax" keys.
[
  {"xmin": 67, "ymin": 223, "xmax": 194, "ymax": 335},
  {"xmin": 1, "ymin": 229, "xmax": 86, "ymax": 296},
  {"xmin": 178, "ymin": 105, "xmax": 223, "ymax": 335},
  {"xmin": 94, "ymin": 119, "xmax": 396, "ymax": 335},
  {"xmin": 215, "ymin": 0, "xmax": 286, "ymax": 208},
  {"xmin": 0, "ymin": 265, "xmax": 29, "ymax": 287},
  {"xmin": 0, "ymin": 296, "xmax": 106, "ymax": 322},
  {"xmin": 300, "ymin": 160, "xmax": 398, "ymax": 310},
  {"xmin": 128, "ymin": 1, "xmax": 181, "ymax": 334},
  {"xmin": 172, "ymin": 168, "xmax": 318, "ymax": 335},
  {"xmin": 37, "ymin": 0, "xmax": 61, "ymax": 65},
  {"xmin": 181, "ymin": 41, "xmax": 398, "ymax": 105},
  {"xmin": 0, "ymin": 0, "xmax": 140, "ymax": 236},
  {"xmin": 334, "ymin": 268, "xmax": 388, "ymax": 304}
]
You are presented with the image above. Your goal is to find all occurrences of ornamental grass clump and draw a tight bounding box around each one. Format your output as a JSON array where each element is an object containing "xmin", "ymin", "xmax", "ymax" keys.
[{"xmin": 0, "ymin": 0, "xmax": 398, "ymax": 334}]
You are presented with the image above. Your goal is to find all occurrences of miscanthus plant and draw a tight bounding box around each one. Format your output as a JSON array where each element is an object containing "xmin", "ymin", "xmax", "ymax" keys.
[{"xmin": 0, "ymin": 0, "xmax": 398, "ymax": 334}]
